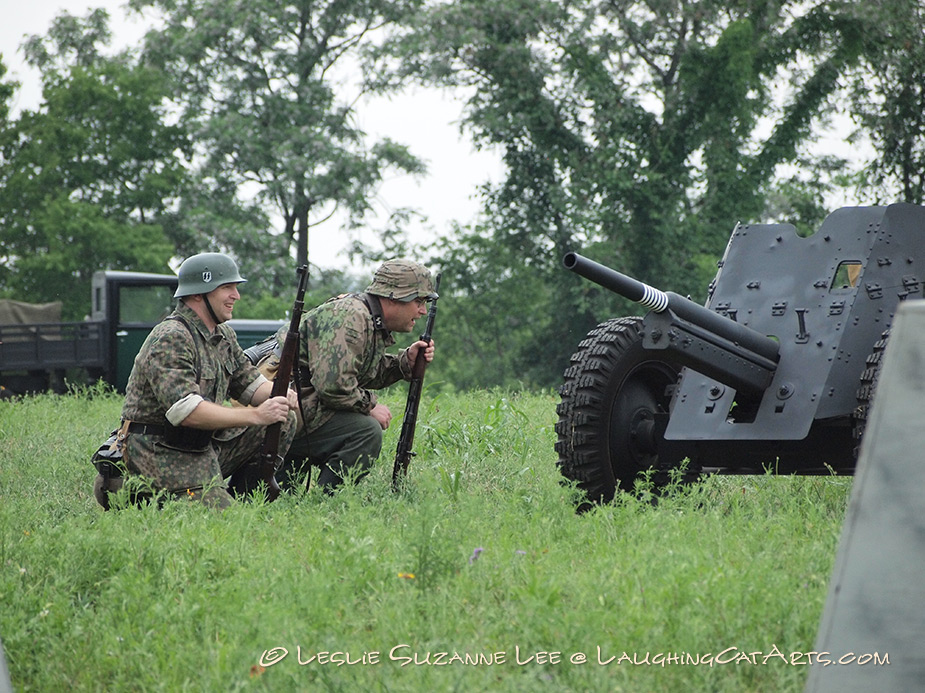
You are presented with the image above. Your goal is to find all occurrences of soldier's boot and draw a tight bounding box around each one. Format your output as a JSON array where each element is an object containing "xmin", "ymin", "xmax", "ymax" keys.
[
  {"xmin": 93, "ymin": 474, "xmax": 124, "ymax": 511},
  {"xmin": 198, "ymin": 486, "xmax": 235, "ymax": 510}
]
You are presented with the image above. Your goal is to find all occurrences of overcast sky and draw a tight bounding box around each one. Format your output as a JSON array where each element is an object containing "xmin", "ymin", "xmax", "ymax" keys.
[{"xmin": 1, "ymin": 0, "xmax": 503, "ymax": 272}]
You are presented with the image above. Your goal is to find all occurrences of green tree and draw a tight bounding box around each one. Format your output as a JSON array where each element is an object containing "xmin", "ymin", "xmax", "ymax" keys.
[
  {"xmin": 845, "ymin": 0, "xmax": 925, "ymax": 204},
  {"xmin": 0, "ymin": 59, "xmax": 20, "ymax": 292},
  {"xmin": 0, "ymin": 10, "xmax": 188, "ymax": 318},
  {"xmin": 129, "ymin": 0, "xmax": 429, "ymax": 273},
  {"xmin": 376, "ymin": 0, "xmax": 867, "ymax": 387},
  {"xmin": 0, "ymin": 58, "xmax": 16, "ymax": 125}
]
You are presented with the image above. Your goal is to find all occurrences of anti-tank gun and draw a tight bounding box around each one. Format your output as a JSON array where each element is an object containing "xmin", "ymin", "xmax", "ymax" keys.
[{"xmin": 555, "ymin": 203, "xmax": 925, "ymax": 506}]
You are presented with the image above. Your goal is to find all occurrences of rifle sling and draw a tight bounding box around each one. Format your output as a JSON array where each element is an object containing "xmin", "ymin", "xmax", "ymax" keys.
[{"xmin": 358, "ymin": 293, "xmax": 390, "ymax": 338}]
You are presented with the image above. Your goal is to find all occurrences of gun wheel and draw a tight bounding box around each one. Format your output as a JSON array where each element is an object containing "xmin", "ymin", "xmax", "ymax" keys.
[
  {"xmin": 853, "ymin": 328, "xmax": 891, "ymax": 459},
  {"xmin": 555, "ymin": 317, "xmax": 683, "ymax": 507}
]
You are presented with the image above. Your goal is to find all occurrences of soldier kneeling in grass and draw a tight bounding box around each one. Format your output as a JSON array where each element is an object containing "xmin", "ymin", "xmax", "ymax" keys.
[
  {"xmin": 93, "ymin": 253, "xmax": 299, "ymax": 509},
  {"xmin": 277, "ymin": 259, "xmax": 437, "ymax": 493}
]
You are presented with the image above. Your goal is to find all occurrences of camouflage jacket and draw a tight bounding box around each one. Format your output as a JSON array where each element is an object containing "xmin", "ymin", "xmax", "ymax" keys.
[
  {"xmin": 288, "ymin": 293, "xmax": 412, "ymax": 433},
  {"xmin": 120, "ymin": 302, "xmax": 267, "ymax": 490}
]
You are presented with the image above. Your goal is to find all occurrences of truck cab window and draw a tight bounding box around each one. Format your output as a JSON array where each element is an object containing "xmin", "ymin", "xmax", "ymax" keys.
[{"xmin": 119, "ymin": 285, "xmax": 176, "ymax": 324}]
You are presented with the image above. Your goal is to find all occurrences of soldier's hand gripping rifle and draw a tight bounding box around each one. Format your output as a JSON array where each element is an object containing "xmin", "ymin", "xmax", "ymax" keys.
[
  {"xmin": 391, "ymin": 273, "xmax": 442, "ymax": 490},
  {"xmin": 259, "ymin": 264, "xmax": 309, "ymax": 502}
]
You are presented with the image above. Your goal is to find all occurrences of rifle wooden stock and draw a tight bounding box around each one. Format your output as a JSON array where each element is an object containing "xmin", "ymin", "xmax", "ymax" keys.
[
  {"xmin": 259, "ymin": 264, "xmax": 308, "ymax": 501},
  {"xmin": 392, "ymin": 273, "xmax": 442, "ymax": 489}
]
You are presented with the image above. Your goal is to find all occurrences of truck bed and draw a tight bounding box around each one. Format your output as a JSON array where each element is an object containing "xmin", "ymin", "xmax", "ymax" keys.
[{"xmin": 0, "ymin": 321, "xmax": 106, "ymax": 372}]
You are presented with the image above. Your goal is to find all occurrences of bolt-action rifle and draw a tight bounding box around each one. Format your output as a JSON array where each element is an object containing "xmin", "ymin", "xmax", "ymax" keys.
[
  {"xmin": 260, "ymin": 264, "xmax": 309, "ymax": 501},
  {"xmin": 392, "ymin": 273, "xmax": 442, "ymax": 490}
]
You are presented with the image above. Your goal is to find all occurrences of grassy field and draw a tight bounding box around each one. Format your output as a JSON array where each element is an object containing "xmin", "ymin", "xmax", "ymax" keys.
[{"xmin": 0, "ymin": 386, "xmax": 852, "ymax": 692}]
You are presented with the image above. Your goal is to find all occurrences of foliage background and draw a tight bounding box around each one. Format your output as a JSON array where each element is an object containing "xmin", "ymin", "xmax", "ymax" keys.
[{"xmin": 1, "ymin": 0, "xmax": 923, "ymax": 390}]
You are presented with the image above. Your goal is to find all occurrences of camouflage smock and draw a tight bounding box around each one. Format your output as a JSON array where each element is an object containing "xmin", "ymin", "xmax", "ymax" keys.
[
  {"xmin": 290, "ymin": 293, "xmax": 413, "ymax": 433},
  {"xmin": 121, "ymin": 302, "xmax": 268, "ymax": 491}
]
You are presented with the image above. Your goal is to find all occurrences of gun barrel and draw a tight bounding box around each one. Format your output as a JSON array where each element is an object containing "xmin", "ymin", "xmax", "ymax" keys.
[
  {"xmin": 563, "ymin": 252, "xmax": 669, "ymax": 312},
  {"xmin": 564, "ymin": 251, "xmax": 780, "ymax": 368}
]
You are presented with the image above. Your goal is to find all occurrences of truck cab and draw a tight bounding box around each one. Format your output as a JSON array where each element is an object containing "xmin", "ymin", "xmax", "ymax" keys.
[
  {"xmin": 0, "ymin": 271, "xmax": 285, "ymax": 394},
  {"xmin": 91, "ymin": 271, "xmax": 179, "ymax": 391}
]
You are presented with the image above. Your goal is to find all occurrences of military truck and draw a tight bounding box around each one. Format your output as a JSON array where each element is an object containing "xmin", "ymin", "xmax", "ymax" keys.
[
  {"xmin": 0, "ymin": 270, "xmax": 284, "ymax": 395},
  {"xmin": 555, "ymin": 203, "xmax": 925, "ymax": 506}
]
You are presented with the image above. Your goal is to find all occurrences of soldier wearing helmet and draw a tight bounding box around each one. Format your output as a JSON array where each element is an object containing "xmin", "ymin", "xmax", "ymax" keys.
[
  {"xmin": 278, "ymin": 258, "xmax": 437, "ymax": 493},
  {"xmin": 94, "ymin": 252, "xmax": 299, "ymax": 509}
]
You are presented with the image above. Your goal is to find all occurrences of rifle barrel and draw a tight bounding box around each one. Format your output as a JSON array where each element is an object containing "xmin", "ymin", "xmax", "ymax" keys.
[
  {"xmin": 391, "ymin": 273, "xmax": 442, "ymax": 488},
  {"xmin": 260, "ymin": 264, "xmax": 309, "ymax": 500}
]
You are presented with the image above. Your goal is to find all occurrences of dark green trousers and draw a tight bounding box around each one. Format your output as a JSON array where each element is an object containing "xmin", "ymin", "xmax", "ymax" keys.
[{"xmin": 281, "ymin": 411, "xmax": 382, "ymax": 492}]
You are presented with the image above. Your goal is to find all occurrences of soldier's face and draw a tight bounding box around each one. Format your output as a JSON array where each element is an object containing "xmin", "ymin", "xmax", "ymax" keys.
[
  {"xmin": 383, "ymin": 296, "xmax": 428, "ymax": 333},
  {"xmin": 207, "ymin": 282, "xmax": 242, "ymax": 323}
]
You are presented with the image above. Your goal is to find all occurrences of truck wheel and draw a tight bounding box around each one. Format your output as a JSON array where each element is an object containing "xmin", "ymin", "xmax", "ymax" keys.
[
  {"xmin": 853, "ymin": 328, "xmax": 890, "ymax": 458},
  {"xmin": 555, "ymin": 317, "xmax": 681, "ymax": 506}
]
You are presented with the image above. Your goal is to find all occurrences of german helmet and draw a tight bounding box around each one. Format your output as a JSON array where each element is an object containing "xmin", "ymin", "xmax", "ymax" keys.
[
  {"xmin": 366, "ymin": 259, "xmax": 438, "ymax": 302},
  {"xmin": 174, "ymin": 253, "xmax": 247, "ymax": 298}
]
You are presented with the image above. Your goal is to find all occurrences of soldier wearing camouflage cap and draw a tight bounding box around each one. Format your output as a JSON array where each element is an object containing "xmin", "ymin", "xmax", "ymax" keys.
[
  {"xmin": 277, "ymin": 258, "xmax": 437, "ymax": 492},
  {"xmin": 94, "ymin": 252, "xmax": 299, "ymax": 509},
  {"xmin": 366, "ymin": 259, "xmax": 439, "ymax": 302}
]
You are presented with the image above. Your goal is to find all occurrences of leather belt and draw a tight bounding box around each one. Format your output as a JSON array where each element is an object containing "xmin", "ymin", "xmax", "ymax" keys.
[{"xmin": 127, "ymin": 422, "xmax": 165, "ymax": 436}]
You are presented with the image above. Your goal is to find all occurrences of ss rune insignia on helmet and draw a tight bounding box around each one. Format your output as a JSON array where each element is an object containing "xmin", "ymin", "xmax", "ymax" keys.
[{"xmin": 173, "ymin": 252, "xmax": 247, "ymax": 298}]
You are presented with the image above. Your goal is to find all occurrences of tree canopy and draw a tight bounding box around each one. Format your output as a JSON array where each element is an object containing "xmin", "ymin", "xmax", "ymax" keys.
[
  {"xmin": 0, "ymin": 10, "xmax": 184, "ymax": 319},
  {"xmin": 129, "ymin": 0, "xmax": 428, "ymax": 275},
  {"xmin": 0, "ymin": 0, "xmax": 921, "ymax": 387},
  {"xmin": 843, "ymin": 1, "xmax": 925, "ymax": 204},
  {"xmin": 372, "ymin": 0, "xmax": 871, "ymax": 386}
]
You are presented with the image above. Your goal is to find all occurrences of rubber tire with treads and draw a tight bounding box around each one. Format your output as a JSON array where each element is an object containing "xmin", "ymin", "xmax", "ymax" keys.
[
  {"xmin": 853, "ymin": 328, "xmax": 890, "ymax": 459},
  {"xmin": 555, "ymin": 317, "xmax": 681, "ymax": 506}
]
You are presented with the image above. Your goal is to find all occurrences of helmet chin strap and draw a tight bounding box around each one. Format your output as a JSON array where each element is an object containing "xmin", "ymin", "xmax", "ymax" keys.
[{"xmin": 203, "ymin": 294, "xmax": 223, "ymax": 326}]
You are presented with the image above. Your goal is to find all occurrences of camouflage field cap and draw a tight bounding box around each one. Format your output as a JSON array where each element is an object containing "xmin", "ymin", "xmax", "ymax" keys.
[
  {"xmin": 174, "ymin": 252, "xmax": 247, "ymax": 298},
  {"xmin": 366, "ymin": 259, "xmax": 438, "ymax": 302}
]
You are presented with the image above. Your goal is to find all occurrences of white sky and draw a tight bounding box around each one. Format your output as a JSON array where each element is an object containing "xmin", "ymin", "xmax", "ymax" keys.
[{"xmin": 0, "ymin": 0, "xmax": 503, "ymax": 272}]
